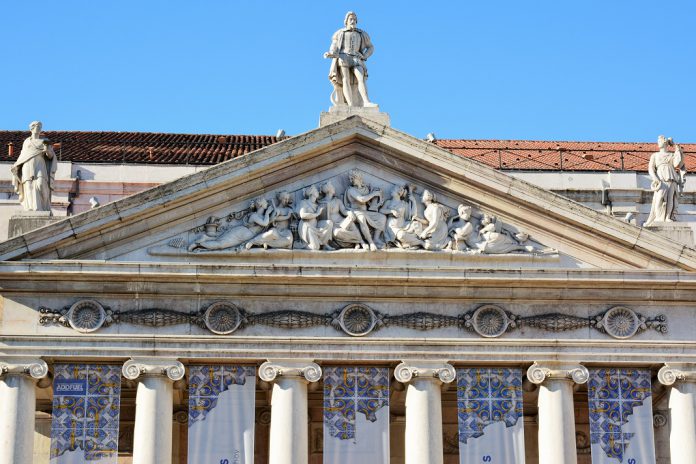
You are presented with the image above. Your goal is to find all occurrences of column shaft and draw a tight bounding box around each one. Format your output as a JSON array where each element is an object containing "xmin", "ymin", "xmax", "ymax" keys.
[
  {"xmin": 537, "ymin": 379, "xmax": 577, "ymax": 464},
  {"xmin": 404, "ymin": 379, "xmax": 444, "ymax": 464},
  {"xmin": 0, "ymin": 375, "xmax": 36, "ymax": 464},
  {"xmin": 133, "ymin": 376, "xmax": 174, "ymax": 464},
  {"xmin": 268, "ymin": 377, "xmax": 309, "ymax": 464},
  {"xmin": 669, "ymin": 381, "xmax": 696, "ymax": 463}
]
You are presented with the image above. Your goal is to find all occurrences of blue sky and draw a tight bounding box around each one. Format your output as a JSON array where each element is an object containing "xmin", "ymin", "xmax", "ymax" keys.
[{"xmin": 1, "ymin": 1, "xmax": 694, "ymax": 142}]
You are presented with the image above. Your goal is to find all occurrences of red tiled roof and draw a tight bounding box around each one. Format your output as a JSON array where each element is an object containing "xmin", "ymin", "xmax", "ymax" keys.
[
  {"xmin": 0, "ymin": 130, "xmax": 693, "ymax": 172},
  {"xmin": 435, "ymin": 139, "xmax": 696, "ymax": 172},
  {"xmin": 0, "ymin": 131, "xmax": 279, "ymax": 165}
]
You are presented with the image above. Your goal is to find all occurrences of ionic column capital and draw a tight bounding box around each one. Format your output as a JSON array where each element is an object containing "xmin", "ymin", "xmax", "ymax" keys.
[
  {"xmin": 658, "ymin": 363, "xmax": 696, "ymax": 385},
  {"xmin": 0, "ymin": 357, "xmax": 48, "ymax": 380},
  {"xmin": 259, "ymin": 359, "xmax": 322, "ymax": 383},
  {"xmin": 122, "ymin": 357, "xmax": 185, "ymax": 381},
  {"xmin": 394, "ymin": 361, "xmax": 455, "ymax": 384},
  {"xmin": 527, "ymin": 361, "xmax": 589, "ymax": 385}
]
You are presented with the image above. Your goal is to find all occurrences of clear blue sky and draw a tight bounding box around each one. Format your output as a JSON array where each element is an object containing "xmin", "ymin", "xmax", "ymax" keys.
[{"xmin": 2, "ymin": 1, "xmax": 694, "ymax": 142}]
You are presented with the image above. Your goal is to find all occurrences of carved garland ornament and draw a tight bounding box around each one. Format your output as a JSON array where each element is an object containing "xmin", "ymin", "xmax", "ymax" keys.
[{"xmin": 40, "ymin": 301, "xmax": 666, "ymax": 340}]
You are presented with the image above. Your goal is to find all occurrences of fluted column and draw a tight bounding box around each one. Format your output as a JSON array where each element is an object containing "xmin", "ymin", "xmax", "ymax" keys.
[
  {"xmin": 394, "ymin": 361, "xmax": 455, "ymax": 464},
  {"xmin": 658, "ymin": 363, "xmax": 696, "ymax": 463},
  {"xmin": 527, "ymin": 361, "xmax": 588, "ymax": 464},
  {"xmin": 122, "ymin": 357, "xmax": 185, "ymax": 464},
  {"xmin": 259, "ymin": 359, "xmax": 322, "ymax": 464},
  {"xmin": 0, "ymin": 357, "xmax": 48, "ymax": 464}
]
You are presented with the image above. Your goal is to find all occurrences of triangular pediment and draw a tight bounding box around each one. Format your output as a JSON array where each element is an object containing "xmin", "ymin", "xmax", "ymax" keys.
[{"xmin": 1, "ymin": 116, "xmax": 695, "ymax": 271}]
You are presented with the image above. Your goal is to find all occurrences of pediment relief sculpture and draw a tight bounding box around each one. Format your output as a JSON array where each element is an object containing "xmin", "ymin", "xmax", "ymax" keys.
[{"xmin": 152, "ymin": 170, "xmax": 553, "ymax": 256}]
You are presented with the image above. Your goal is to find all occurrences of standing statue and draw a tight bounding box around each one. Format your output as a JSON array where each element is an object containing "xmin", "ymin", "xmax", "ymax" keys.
[
  {"xmin": 644, "ymin": 135, "xmax": 686, "ymax": 226},
  {"xmin": 11, "ymin": 121, "xmax": 57, "ymax": 212},
  {"xmin": 324, "ymin": 11, "xmax": 377, "ymax": 108}
]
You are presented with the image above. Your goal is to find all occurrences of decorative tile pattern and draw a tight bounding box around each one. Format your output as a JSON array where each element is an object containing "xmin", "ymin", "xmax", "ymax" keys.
[
  {"xmin": 323, "ymin": 367, "xmax": 389, "ymax": 441},
  {"xmin": 457, "ymin": 368, "xmax": 523, "ymax": 444},
  {"xmin": 188, "ymin": 365, "xmax": 254, "ymax": 425},
  {"xmin": 50, "ymin": 364, "xmax": 121, "ymax": 462},
  {"xmin": 588, "ymin": 368, "xmax": 652, "ymax": 461}
]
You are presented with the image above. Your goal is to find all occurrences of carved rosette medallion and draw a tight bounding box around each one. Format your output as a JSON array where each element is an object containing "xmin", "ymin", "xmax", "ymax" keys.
[
  {"xmin": 66, "ymin": 300, "xmax": 107, "ymax": 333},
  {"xmin": 600, "ymin": 306, "xmax": 639, "ymax": 339},
  {"xmin": 469, "ymin": 305, "xmax": 510, "ymax": 338},
  {"xmin": 336, "ymin": 304, "xmax": 378, "ymax": 337},
  {"xmin": 203, "ymin": 302, "xmax": 243, "ymax": 335}
]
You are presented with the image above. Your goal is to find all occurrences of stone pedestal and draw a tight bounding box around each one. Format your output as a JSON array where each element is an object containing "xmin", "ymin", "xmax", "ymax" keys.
[
  {"xmin": 527, "ymin": 362, "xmax": 589, "ymax": 464},
  {"xmin": 395, "ymin": 361, "xmax": 455, "ymax": 464},
  {"xmin": 8, "ymin": 211, "xmax": 61, "ymax": 238},
  {"xmin": 645, "ymin": 222, "xmax": 694, "ymax": 247},
  {"xmin": 319, "ymin": 105, "xmax": 390, "ymax": 127},
  {"xmin": 122, "ymin": 358, "xmax": 185, "ymax": 464},
  {"xmin": 658, "ymin": 363, "xmax": 696, "ymax": 463},
  {"xmin": 0, "ymin": 358, "xmax": 48, "ymax": 464},
  {"xmin": 259, "ymin": 359, "xmax": 322, "ymax": 464}
]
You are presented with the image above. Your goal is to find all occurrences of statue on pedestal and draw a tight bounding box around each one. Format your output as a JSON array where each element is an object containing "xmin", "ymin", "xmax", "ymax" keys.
[
  {"xmin": 644, "ymin": 135, "xmax": 686, "ymax": 226},
  {"xmin": 11, "ymin": 121, "xmax": 57, "ymax": 212},
  {"xmin": 324, "ymin": 11, "xmax": 377, "ymax": 108}
]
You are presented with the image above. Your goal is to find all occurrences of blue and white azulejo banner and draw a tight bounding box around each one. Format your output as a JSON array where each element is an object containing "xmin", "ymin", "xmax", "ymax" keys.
[
  {"xmin": 323, "ymin": 367, "xmax": 390, "ymax": 464},
  {"xmin": 188, "ymin": 365, "xmax": 256, "ymax": 464},
  {"xmin": 588, "ymin": 368, "xmax": 656, "ymax": 464},
  {"xmin": 50, "ymin": 364, "xmax": 121, "ymax": 464},
  {"xmin": 457, "ymin": 368, "xmax": 526, "ymax": 464}
]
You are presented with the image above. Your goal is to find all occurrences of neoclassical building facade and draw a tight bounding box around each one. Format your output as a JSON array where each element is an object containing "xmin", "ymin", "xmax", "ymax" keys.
[{"xmin": 0, "ymin": 116, "xmax": 695, "ymax": 464}]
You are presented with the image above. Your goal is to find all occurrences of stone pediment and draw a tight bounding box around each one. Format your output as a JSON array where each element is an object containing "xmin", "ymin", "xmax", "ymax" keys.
[{"xmin": 1, "ymin": 116, "xmax": 695, "ymax": 271}]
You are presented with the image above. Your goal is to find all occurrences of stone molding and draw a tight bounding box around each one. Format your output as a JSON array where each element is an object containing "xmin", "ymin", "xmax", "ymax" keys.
[
  {"xmin": 0, "ymin": 357, "xmax": 49, "ymax": 380},
  {"xmin": 258, "ymin": 359, "xmax": 322, "ymax": 383},
  {"xmin": 526, "ymin": 361, "xmax": 589, "ymax": 385},
  {"xmin": 122, "ymin": 357, "xmax": 185, "ymax": 381},
  {"xmin": 657, "ymin": 363, "xmax": 696, "ymax": 385},
  {"xmin": 394, "ymin": 361, "xmax": 456, "ymax": 384},
  {"xmin": 38, "ymin": 300, "xmax": 667, "ymax": 340}
]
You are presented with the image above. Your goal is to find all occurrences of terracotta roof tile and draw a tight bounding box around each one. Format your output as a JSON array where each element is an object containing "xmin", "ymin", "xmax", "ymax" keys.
[
  {"xmin": 0, "ymin": 130, "xmax": 693, "ymax": 172},
  {"xmin": 434, "ymin": 139, "xmax": 696, "ymax": 172},
  {"xmin": 0, "ymin": 131, "xmax": 279, "ymax": 165}
]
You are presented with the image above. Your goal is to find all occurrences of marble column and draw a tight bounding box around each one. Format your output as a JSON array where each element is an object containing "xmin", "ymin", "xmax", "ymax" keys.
[
  {"xmin": 658, "ymin": 363, "xmax": 696, "ymax": 463},
  {"xmin": 527, "ymin": 361, "xmax": 588, "ymax": 464},
  {"xmin": 394, "ymin": 361, "xmax": 455, "ymax": 464},
  {"xmin": 122, "ymin": 357, "xmax": 185, "ymax": 464},
  {"xmin": 259, "ymin": 359, "xmax": 322, "ymax": 464},
  {"xmin": 0, "ymin": 357, "xmax": 49, "ymax": 464}
]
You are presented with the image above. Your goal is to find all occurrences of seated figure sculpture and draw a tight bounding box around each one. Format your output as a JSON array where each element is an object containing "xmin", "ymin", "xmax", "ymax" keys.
[
  {"xmin": 448, "ymin": 204, "xmax": 475, "ymax": 251},
  {"xmin": 298, "ymin": 185, "xmax": 334, "ymax": 251},
  {"xmin": 379, "ymin": 185, "xmax": 423, "ymax": 249},
  {"xmin": 321, "ymin": 181, "xmax": 366, "ymax": 249},
  {"xmin": 344, "ymin": 170, "xmax": 386, "ymax": 251},
  {"xmin": 245, "ymin": 191, "xmax": 294, "ymax": 250},
  {"xmin": 410, "ymin": 189, "xmax": 450, "ymax": 250},
  {"xmin": 188, "ymin": 198, "xmax": 273, "ymax": 251}
]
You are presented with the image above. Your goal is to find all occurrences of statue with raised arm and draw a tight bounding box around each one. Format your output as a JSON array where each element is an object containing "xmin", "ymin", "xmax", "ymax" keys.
[
  {"xmin": 11, "ymin": 121, "xmax": 57, "ymax": 212},
  {"xmin": 644, "ymin": 135, "xmax": 686, "ymax": 226},
  {"xmin": 324, "ymin": 11, "xmax": 377, "ymax": 108}
]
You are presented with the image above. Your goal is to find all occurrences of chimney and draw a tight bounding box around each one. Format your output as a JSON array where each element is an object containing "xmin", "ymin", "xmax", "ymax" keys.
[{"xmin": 7, "ymin": 142, "xmax": 13, "ymax": 157}]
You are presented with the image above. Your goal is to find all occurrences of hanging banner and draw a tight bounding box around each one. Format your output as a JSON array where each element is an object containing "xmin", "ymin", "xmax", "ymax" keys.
[
  {"xmin": 188, "ymin": 365, "xmax": 256, "ymax": 464},
  {"xmin": 457, "ymin": 368, "xmax": 526, "ymax": 464},
  {"xmin": 588, "ymin": 368, "xmax": 655, "ymax": 464},
  {"xmin": 50, "ymin": 364, "xmax": 121, "ymax": 464},
  {"xmin": 323, "ymin": 367, "xmax": 390, "ymax": 464}
]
